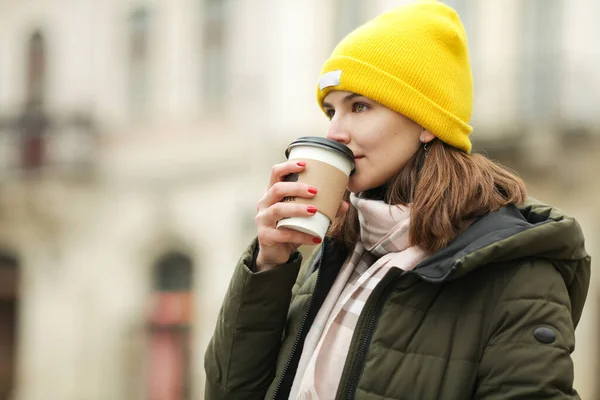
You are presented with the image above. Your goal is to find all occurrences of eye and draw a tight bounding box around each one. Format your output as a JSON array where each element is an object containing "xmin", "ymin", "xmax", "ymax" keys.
[
  {"xmin": 325, "ymin": 109, "xmax": 335, "ymax": 119},
  {"xmin": 352, "ymin": 102, "xmax": 368, "ymax": 113}
]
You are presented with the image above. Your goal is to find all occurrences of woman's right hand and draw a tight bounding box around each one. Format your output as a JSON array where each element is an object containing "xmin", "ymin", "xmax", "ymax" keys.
[{"xmin": 255, "ymin": 160, "xmax": 348, "ymax": 272}]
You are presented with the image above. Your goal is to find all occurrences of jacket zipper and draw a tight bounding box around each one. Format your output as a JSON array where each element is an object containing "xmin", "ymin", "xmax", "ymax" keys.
[
  {"xmin": 335, "ymin": 268, "xmax": 403, "ymax": 399},
  {"xmin": 271, "ymin": 244, "xmax": 325, "ymax": 400},
  {"xmin": 270, "ymin": 239, "xmax": 459, "ymax": 399},
  {"xmin": 336, "ymin": 264, "xmax": 458, "ymax": 399}
]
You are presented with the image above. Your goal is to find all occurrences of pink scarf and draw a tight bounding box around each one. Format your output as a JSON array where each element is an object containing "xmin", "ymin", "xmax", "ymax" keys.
[{"xmin": 291, "ymin": 193, "xmax": 430, "ymax": 399}]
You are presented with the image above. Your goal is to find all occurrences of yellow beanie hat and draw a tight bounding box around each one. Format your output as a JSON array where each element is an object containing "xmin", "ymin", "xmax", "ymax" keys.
[{"xmin": 317, "ymin": 0, "xmax": 474, "ymax": 153}]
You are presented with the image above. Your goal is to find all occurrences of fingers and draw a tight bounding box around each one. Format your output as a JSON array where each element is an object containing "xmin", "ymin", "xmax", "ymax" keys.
[
  {"xmin": 256, "ymin": 202, "xmax": 319, "ymax": 228},
  {"xmin": 258, "ymin": 182, "xmax": 318, "ymax": 210},
  {"xmin": 258, "ymin": 225, "xmax": 322, "ymax": 247},
  {"xmin": 255, "ymin": 159, "xmax": 349, "ymax": 253},
  {"xmin": 268, "ymin": 159, "xmax": 307, "ymax": 188}
]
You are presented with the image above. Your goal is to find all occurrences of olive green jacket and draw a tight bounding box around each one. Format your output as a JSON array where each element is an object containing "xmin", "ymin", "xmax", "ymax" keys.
[{"xmin": 205, "ymin": 200, "xmax": 591, "ymax": 399}]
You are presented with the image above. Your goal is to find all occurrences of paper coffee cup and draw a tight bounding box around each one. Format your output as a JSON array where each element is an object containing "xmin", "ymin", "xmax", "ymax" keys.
[{"xmin": 276, "ymin": 137, "xmax": 355, "ymax": 240}]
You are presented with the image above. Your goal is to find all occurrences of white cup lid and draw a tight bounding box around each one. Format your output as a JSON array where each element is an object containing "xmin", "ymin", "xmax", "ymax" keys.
[{"xmin": 285, "ymin": 137, "xmax": 355, "ymax": 175}]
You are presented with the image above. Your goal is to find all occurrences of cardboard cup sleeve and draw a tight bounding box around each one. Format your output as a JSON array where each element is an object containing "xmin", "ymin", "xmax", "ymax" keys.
[{"xmin": 283, "ymin": 159, "xmax": 349, "ymax": 221}]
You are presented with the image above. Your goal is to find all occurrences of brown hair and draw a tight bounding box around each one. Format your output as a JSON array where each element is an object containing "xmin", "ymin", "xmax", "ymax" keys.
[{"xmin": 327, "ymin": 139, "xmax": 527, "ymax": 253}]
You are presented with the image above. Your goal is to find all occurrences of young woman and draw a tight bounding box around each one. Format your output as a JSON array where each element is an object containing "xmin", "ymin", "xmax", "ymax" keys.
[{"xmin": 205, "ymin": 1, "xmax": 591, "ymax": 399}]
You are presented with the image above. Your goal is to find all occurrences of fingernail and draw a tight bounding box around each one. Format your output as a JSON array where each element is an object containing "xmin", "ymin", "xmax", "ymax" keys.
[
  {"xmin": 312, "ymin": 237, "xmax": 322, "ymax": 244},
  {"xmin": 297, "ymin": 161, "xmax": 306, "ymax": 167},
  {"xmin": 308, "ymin": 186, "xmax": 318, "ymax": 194},
  {"xmin": 307, "ymin": 206, "xmax": 318, "ymax": 214}
]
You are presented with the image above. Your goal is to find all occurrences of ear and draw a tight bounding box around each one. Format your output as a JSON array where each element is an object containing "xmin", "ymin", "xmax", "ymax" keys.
[{"xmin": 420, "ymin": 129, "xmax": 435, "ymax": 144}]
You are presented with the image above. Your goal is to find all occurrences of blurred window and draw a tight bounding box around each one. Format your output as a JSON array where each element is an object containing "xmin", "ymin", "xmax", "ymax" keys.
[
  {"xmin": 21, "ymin": 31, "xmax": 48, "ymax": 170},
  {"xmin": 520, "ymin": 0, "xmax": 562, "ymax": 121},
  {"xmin": 334, "ymin": 0, "xmax": 368, "ymax": 45},
  {"xmin": 202, "ymin": 0, "xmax": 230, "ymax": 110},
  {"xmin": 153, "ymin": 252, "xmax": 193, "ymax": 292},
  {"xmin": 0, "ymin": 252, "xmax": 18, "ymax": 399},
  {"xmin": 27, "ymin": 31, "xmax": 46, "ymax": 103},
  {"xmin": 146, "ymin": 251, "xmax": 194, "ymax": 400},
  {"xmin": 128, "ymin": 8, "xmax": 152, "ymax": 116}
]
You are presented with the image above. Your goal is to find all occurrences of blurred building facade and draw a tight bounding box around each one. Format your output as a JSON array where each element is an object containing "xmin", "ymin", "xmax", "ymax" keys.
[{"xmin": 0, "ymin": 0, "xmax": 598, "ymax": 399}]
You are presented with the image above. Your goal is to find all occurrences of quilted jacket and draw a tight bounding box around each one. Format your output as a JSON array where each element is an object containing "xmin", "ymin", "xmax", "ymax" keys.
[{"xmin": 205, "ymin": 200, "xmax": 591, "ymax": 399}]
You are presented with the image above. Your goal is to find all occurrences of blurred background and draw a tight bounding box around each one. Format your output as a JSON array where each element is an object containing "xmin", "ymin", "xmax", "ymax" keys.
[{"xmin": 0, "ymin": 0, "xmax": 598, "ymax": 399}]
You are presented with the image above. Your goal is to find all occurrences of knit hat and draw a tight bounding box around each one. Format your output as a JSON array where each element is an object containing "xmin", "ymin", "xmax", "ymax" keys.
[{"xmin": 317, "ymin": 0, "xmax": 473, "ymax": 153}]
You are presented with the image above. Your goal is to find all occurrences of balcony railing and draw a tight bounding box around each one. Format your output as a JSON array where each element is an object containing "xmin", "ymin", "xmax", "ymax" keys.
[{"xmin": 0, "ymin": 106, "xmax": 97, "ymax": 181}]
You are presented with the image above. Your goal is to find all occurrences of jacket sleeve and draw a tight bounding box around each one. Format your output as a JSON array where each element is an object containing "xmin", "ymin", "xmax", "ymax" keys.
[
  {"xmin": 474, "ymin": 259, "xmax": 581, "ymax": 399},
  {"xmin": 204, "ymin": 239, "xmax": 303, "ymax": 400}
]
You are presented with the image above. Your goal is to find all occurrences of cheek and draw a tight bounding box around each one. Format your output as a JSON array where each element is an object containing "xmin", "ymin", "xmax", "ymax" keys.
[
  {"xmin": 348, "ymin": 162, "xmax": 390, "ymax": 193},
  {"xmin": 388, "ymin": 137, "xmax": 421, "ymax": 164},
  {"xmin": 347, "ymin": 169, "xmax": 370, "ymax": 193}
]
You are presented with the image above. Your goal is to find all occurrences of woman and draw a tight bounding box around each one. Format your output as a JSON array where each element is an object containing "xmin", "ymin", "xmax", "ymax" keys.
[{"xmin": 205, "ymin": 1, "xmax": 591, "ymax": 399}]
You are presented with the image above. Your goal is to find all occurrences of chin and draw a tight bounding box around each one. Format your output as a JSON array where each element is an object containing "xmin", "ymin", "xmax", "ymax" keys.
[
  {"xmin": 348, "ymin": 177, "xmax": 377, "ymax": 194},
  {"xmin": 348, "ymin": 170, "xmax": 394, "ymax": 195}
]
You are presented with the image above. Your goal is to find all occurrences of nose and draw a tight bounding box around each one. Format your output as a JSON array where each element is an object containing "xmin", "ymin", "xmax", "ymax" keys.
[{"xmin": 326, "ymin": 120, "xmax": 351, "ymax": 145}]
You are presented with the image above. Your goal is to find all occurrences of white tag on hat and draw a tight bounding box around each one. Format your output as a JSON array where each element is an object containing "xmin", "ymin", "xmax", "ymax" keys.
[{"xmin": 319, "ymin": 70, "xmax": 342, "ymax": 90}]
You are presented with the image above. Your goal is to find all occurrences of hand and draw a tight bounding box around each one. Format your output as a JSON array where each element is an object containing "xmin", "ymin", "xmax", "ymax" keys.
[{"xmin": 255, "ymin": 160, "xmax": 349, "ymax": 272}]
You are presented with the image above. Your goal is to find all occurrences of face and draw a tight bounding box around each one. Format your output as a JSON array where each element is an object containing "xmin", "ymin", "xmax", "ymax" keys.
[{"xmin": 323, "ymin": 90, "xmax": 435, "ymax": 194}]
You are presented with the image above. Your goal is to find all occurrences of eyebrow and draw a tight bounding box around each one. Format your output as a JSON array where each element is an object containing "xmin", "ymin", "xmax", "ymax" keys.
[{"xmin": 322, "ymin": 93, "xmax": 364, "ymax": 108}]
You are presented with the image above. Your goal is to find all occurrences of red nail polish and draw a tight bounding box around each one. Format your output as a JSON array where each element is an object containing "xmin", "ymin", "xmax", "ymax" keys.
[
  {"xmin": 297, "ymin": 161, "xmax": 306, "ymax": 167},
  {"xmin": 307, "ymin": 206, "xmax": 318, "ymax": 214},
  {"xmin": 308, "ymin": 186, "xmax": 318, "ymax": 194},
  {"xmin": 312, "ymin": 237, "xmax": 322, "ymax": 244}
]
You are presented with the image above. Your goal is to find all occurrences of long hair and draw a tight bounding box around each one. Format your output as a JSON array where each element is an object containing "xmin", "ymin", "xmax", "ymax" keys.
[{"xmin": 327, "ymin": 139, "xmax": 527, "ymax": 253}]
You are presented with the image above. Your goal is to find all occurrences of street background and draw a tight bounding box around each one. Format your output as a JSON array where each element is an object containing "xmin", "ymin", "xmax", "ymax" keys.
[{"xmin": 0, "ymin": 0, "xmax": 598, "ymax": 399}]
